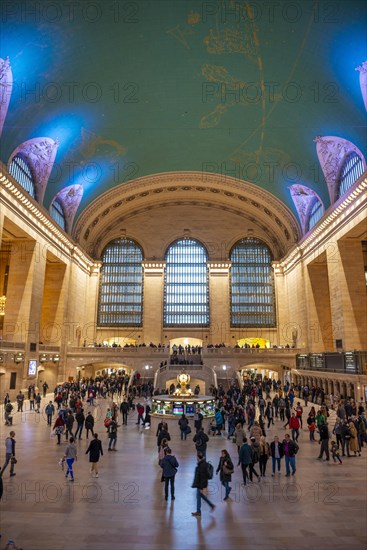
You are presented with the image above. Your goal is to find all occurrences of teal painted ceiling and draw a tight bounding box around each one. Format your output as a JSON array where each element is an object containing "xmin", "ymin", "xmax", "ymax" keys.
[{"xmin": 1, "ymin": 0, "xmax": 366, "ymax": 219}]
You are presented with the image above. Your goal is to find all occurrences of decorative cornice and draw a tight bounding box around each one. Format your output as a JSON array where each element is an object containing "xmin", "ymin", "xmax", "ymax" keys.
[
  {"xmin": 73, "ymin": 171, "xmax": 300, "ymax": 256},
  {"xmin": 0, "ymin": 163, "xmax": 96, "ymax": 275},
  {"xmin": 275, "ymin": 176, "xmax": 367, "ymax": 274}
]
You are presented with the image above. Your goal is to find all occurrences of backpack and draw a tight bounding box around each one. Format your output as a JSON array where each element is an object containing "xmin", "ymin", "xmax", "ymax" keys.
[{"xmin": 206, "ymin": 461, "xmax": 214, "ymax": 480}]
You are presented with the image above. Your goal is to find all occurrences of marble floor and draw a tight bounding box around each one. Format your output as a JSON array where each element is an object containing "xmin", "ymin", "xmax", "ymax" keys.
[{"xmin": 0, "ymin": 396, "xmax": 366, "ymax": 550}]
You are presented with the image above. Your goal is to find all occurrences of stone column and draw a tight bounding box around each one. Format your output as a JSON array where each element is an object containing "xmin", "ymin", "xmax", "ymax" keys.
[
  {"xmin": 142, "ymin": 262, "xmax": 165, "ymax": 344},
  {"xmin": 208, "ymin": 262, "xmax": 231, "ymax": 344}
]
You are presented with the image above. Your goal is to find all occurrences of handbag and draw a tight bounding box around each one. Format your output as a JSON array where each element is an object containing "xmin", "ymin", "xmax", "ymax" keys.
[
  {"xmin": 10, "ymin": 457, "xmax": 17, "ymax": 464},
  {"xmin": 185, "ymin": 426, "xmax": 192, "ymax": 435},
  {"xmin": 223, "ymin": 464, "xmax": 234, "ymax": 475}
]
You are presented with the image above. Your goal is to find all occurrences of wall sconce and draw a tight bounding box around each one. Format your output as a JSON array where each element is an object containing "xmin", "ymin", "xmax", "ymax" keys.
[
  {"xmin": 40, "ymin": 354, "xmax": 48, "ymax": 363},
  {"xmin": 53, "ymin": 354, "xmax": 60, "ymax": 363},
  {"xmin": 14, "ymin": 353, "xmax": 24, "ymax": 364}
]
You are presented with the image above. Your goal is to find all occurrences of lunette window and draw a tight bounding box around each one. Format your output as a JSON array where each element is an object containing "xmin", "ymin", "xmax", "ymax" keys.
[{"xmin": 9, "ymin": 155, "xmax": 35, "ymax": 198}]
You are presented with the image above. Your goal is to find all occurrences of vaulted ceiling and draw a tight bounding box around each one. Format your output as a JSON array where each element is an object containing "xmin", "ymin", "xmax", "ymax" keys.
[{"xmin": 0, "ymin": 0, "xmax": 366, "ymax": 229}]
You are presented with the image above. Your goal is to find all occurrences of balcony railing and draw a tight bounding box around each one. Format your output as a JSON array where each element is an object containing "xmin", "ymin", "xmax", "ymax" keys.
[{"xmin": 0, "ymin": 341, "xmax": 26, "ymax": 351}]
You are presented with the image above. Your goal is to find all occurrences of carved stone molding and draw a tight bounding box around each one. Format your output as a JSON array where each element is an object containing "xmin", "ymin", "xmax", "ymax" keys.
[
  {"xmin": 314, "ymin": 136, "xmax": 366, "ymax": 203},
  {"xmin": 51, "ymin": 184, "xmax": 83, "ymax": 233},
  {"xmin": 73, "ymin": 171, "xmax": 300, "ymax": 258},
  {"xmin": 356, "ymin": 61, "xmax": 367, "ymax": 112},
  {"xmin": 0, "ymin": 56, "xmax": 12, "ymax": 138},
  {"xmin": 7, "ymin": 137, "xmax": 59, "ymax": 204},
  {"xmin": 289, "ymin": 184, "xmax": 324, "ymax": 234}
]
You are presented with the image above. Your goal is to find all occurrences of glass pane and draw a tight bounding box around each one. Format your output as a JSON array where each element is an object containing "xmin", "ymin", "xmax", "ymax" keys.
[
  {"xmin": 50, "ymin": 198, "xmax": 66, "ymax": 230},
  {"xmin": 97, "ymin": 239, "xmax": 143, "ymax": 326},
  {"xmin": 338, "ymin": 152, "xmax": 364, "ymax": 198},
  {"xmin": 308, "ymin": 199, "xmax": 323, "ymax": 230},
  {"xmin": 9, "ymin": 155, "xmax": 35, "ymax": 198},
  {"xmin": 164, "ymin": 239, "xmax": 209, "ymax": 326},
  {"xmin": 230, "ymin": 238, "xmax": 276, "ymax": 327}
]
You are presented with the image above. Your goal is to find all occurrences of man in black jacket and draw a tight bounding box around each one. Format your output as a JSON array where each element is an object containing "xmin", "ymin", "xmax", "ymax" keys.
[
  {"xmin": 120, "ymin": 399, "xmax": 129, "ymax": 425},
  {"xmin": 191, "ymin": 453, "xmax": 215, "ymax": 517},
  {"xmin": 318, "ymin": 422, "xmax": 330, "ymax": 461},
  {"xmin": 85, "ymin": 433, "xmax": 103, "ymax": 477},
  {"xmin": 193, "ymin": 428, "xmax": 209, "ymax": 459},
  {"xmin": 75, "ymin": 409, "xmax": 85, "ymax": 440}
]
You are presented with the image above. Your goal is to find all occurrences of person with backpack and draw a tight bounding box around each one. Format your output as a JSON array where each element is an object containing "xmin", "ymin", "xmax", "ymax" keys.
[
  {"xmin": 160, "ymin": 447, "xmax": 179, "ymax": 501},
  {"xmin": 178, "ymin": 413, "xmax": 189, "ymax": 440},
  {"xmin": 216, "ymin": 449, "xmax": 234, "ymax": 500},
  {"xmin": 193, "ymin": 428, "xmax": 209, "ymax": 459},
  {"xmin": 191, "ymin": 452, "xmax": 215, "ymax": 517},
  {"xmin": 282, "ymin": 433, "xmax": 298, "ymax": 476}
]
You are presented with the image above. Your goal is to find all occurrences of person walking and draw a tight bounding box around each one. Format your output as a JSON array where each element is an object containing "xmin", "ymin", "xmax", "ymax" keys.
[
  {"xmin": 136, "ymin": 403, "xmax": 145, "ymax": 425},
  {"xmin": 193, "ymin": 427, "xmax": 209, "ymax": 459},
  {"xmin": 270, "ymin": 435, "xmax": 284, "ymax": 476},
  {"xmin": 16, "ymin": 391, "xmax": 24, "ymax": 412},
  {"xmin": 75, "ymin": 408, "xmax": 85, "ymax": 439},
  {"xmin": 237, "ymin": 437, "xmax": 253, "ymax": 486},
  {"xmin": 108, "ymin": 418, "xmax": 118, "ymax": 451},
  {"xmin": 65, "ymin": 411, "xmax": 75, "ymax": 440},
  {"xmin": 178, "ymin": 413, "xmax": 189, "ymax": 440},
  {"xmin": 234, "ymin": 423, "xmax": 245, "ymax": 454},
  {"xmin": 249, "ymin": 437, "xmax": 261, "ymax": 482},
  {"xmin": 64, "ymin": 437, "xmax": 77, "ymax": 481},
  {"xmin": 85, "ymin": 433, "xmax": 103, "ymax": 477},
  {"xmin": 330, "ymin": 440, "xmax": 342, "ymax": 464},
  {"xmin": 318, "ymin": 421, "xmax": 330, "ymax": 461},
  {"xmin": 4, "ymin": 401, "xmax": 13, "ymax": 426},
  {"xmin": 45, "ymin": 401, "xmax": 55, "ymax": 426},
  {"xmin": 85, "ymin": 412, "xmax": 95, "ymax": 439},
  {"xmin": 35, "ymin": 393, "xmax": 41, "ymax": 413},
  {"xmin": 283, "ymin": 433, "xmax": 298, "ymax": 476},
  {"xmin": 120, "ymin": 399, "xmax": 129, "ymax": 426},
  {"xmin": 191, "ymin": 453, "xmax": 215, "ymax": 517},
  {"xmin": 160, "ymin": 447, "xmax": 179, "ymax": 501},
  {"xmin": 259, "ymin": 435, "xmax": 270, "ymax": 477},
  {"xmin": 53, "ymin": 413, "xmax": 65, "ymax": 445},
  {"xmin": 216, "ymin": 449, "xmax": 234, "ymax": 500},
  {"xmin": 0, "ymin": 431, "xmax": 16, "ymax": 477},
  {"xmin": 289, "ymin": 413, "xmax": 300, "ymax": 442}
]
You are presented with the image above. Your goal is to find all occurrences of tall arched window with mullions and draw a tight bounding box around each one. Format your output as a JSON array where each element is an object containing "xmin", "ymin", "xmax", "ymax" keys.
[
  {"xmin": 230, "ymin": 238, "xmax": 276, "ymax": 327},
  {"xmin": 98, "ymin": 239, "xmax": 143, "ymax": 326},
  {"xmin": 337, "ymin": 152, "xmax": 364, "ymax": 199},
  {"xmin": 8, "ymin": 154, "xmax": 36, "ymax": 198},
  {"xmin": 164, "ymin": 238, "xmax": 209, "ymax": 326}
]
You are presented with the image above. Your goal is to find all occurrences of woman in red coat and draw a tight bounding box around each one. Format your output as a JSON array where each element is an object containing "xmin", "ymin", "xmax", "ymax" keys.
[
  {"xmin": 289, "ymin": 413, "xmax": 300, "ymax": 442},
  {"xmin": 53, "ymin": 414, "xmax": 65, "ymax": 445}
]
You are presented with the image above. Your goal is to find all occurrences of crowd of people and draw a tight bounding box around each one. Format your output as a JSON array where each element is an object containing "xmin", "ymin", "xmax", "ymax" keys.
[{"xmin": 1, "ymin": 373, "xmax": 366, "ymax": 525}]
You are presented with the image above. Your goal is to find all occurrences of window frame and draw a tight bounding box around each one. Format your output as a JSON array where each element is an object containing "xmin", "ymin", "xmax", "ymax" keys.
[
  {"xmin": 8, "ymin": 154, "xmax": 36, "ymax": 198},
  {"xmin": 163, "ymin": 238, "xmax": 210, "ymax": 327},
  {"xmin": 230, "ymin": 237, "xmax": 276, "ymax": 328},
  {"xmin": 97, "ymin": 238, "xmax": 144, "ymax": 327}
]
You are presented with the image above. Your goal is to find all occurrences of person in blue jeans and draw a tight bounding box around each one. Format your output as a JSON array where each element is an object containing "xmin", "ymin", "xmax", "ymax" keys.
[
  {"xmin": 64, "ymin": 437, "xmax": 77, "ymax": 481},
  {"xmin": 191, "ymin": 453, "xmax": 215, "ymax": 517},
  {"xmin": 216, "ymin": 449, "xmax": 234, "ymax": 501},
  {"xmin": 270, "ymin": 435, "xmax": 284, "ymax": 475},
  {"xmin": 178, "ymin": 414, "xmax": 189, "ymax": 440},
  {"xmin": 282, "ymin": 434, "xmax": 298, "ymax": 476}
]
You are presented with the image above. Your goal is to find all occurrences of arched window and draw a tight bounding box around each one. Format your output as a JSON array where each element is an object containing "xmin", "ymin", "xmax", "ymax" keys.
[
  {"xmin": 98, "ymin": 239, "xmax": 143, "ymax": 326},
  {"xmin": 164, "ymin": 238, "xmax": 209, "ymax": 326},
  {"xmin": 308, "ymin": 198, "xmax": 323, "ymax": 231},
  {"xmin": 338, "ymin": 152, "xmax": 364, "ymax": 198},
  {"xmin": 50, "ymin": 198, "xmax": 66, "ymax": 231},
  {"xmin": 8, "ymin": 154, "xmax": 35, "ymax": 198},
  {"xmin": 230, "ymin": 238, "xmax": 276, "ymax": 327}
]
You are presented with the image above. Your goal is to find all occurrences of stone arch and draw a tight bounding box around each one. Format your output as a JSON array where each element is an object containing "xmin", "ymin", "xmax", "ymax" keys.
[
  {"xmin": 50, "ymin": 184, "xmax": 83, "ymax": 233},
  {"xmin": 7, "ymin": 137, "xmax": 59, "ymax": 204}
]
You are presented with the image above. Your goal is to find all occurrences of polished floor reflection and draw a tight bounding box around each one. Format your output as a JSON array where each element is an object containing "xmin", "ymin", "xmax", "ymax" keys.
[{"xmin": 1, "ymin": 396, "xmax": 366, "ymax": 550}]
